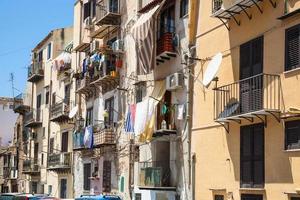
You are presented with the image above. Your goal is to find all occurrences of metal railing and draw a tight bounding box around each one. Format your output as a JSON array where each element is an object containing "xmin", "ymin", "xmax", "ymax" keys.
[
  {"xmin": 214, "ymin": 73, "xmax": 281, "ymax": 120},
  {"xmin": 27, "ymin": 61, "xmax": 44, "ymax": 78},
  {"xmin": 23, "ymin": 159, "xmax": 40, "ymax": 173},
  {"xmin": 48, "ymin": 152, "xmax": 72, "ymax": 168},
  {"xmin": 212, "ymin": 0, "xmax": 223, "ymax": 13},
  {"xmin": 138, "ymin": 161, "xmax": 175, "ymax": 187},
  {"xmin": 24, "ymin": 108, "xmax": 42, "ymax": 125},
  {"xmin": 50, "ymin": 100, "xmax": 70, "ymax": 120},
  {"xmin": 76, "ymin": 75, "xmax": 91, "ymax": 91},
  {"xmin": 95, "ymin": 0, "xmax": 120, "ymax": 25},
  {"xmin": 93, "ymin": 122, "xmax": 115, "ymax": 146}
]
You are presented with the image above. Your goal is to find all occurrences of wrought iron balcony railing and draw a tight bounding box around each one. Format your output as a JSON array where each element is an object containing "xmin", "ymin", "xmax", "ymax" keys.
[
  {"xmin": 138, "ymin": 161, "xmax": 175, "ymax": 188},
  {"xmin": 93, "ymin": 122, "xmax": 116, "ymax": 147},
  {"xmin": 50, "ymin": 100, "xmax": 70, "ymax": 123},
  {"xmin": 48, "ymin": 152, "xmax": 72, "ymax": 170},
  {"xmin": 27, "ymin": 61, "xmax": 44, "ymax": 82},
  {"xmin": 22, "ymin": 159, "xmax": 40, "ymax": 174},
  {"xmin": 24, "ymin": 108, "xmax": 42, "ymax": 128},
  {"xmin": 13, "ymin": 93, "xmax": 30, "ymax": 114},
  {"xmin": 214, "ymin": 73, "xmax": 281, "ymax": 121},
  {"xmin": 73, "ymin": 132, "xmax": 85, "ymax": 150},
  {"xmin": 95, "ymin": 0, "xmax": 121, "ymax": 26}
]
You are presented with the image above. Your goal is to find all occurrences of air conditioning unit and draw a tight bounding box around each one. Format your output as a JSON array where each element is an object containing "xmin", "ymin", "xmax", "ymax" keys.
[
  {"xmin": 166, "ymin": 72, "xmax": 184, "ymax": 91},
  {"xmin": 112, "ymin": 39, "xmax": 123, "ymax": 52},
  {"xmin": 90, "ymin": 40, "xmax": 100, "ymax": 52},
  {"xmin": 84, "ymin": 17, "xmax": 92, "ymax": 29}
]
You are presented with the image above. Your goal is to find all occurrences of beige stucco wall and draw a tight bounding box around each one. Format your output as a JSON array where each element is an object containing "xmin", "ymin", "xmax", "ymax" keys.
[{"xmin": 192, "ymin": 0, "xmax": 300, "ymax": 199}]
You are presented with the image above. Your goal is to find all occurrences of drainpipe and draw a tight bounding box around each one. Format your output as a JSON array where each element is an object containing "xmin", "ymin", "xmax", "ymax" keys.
[{"xmin": 187, "ymin": 0, "xmax": 198, "ymax": 199}]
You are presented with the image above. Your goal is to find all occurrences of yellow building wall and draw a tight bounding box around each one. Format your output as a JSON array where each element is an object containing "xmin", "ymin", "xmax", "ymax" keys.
[{"xmin": 192, "ymin": 0, "xmax": 300, "ymax": 199}]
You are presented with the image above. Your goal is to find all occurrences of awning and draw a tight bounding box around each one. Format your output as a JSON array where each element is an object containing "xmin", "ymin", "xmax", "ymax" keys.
[{"xmin": 131, "ymin": 3, "xmax": 164, "ymax": 74}]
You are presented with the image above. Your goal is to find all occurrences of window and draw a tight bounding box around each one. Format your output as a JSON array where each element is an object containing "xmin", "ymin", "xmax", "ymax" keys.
[
  {"xmin": 47, "ymin": 43, "xmax": 52, "ymax": 60},
  {"xmin": 291, "ymin": 198, "xmax": 300, "ymax": 200},
  {"xmin": 285, "ymin": 120, "xmax": 300, "ymax": 150},
  {"xmin": 285, "ymin": 24, "xmax": 300, "ymax": 71},
  {"xmin": 64, "ymin": 84, "xmax": 71, "ymax": 104},
  {"xmin": 105, "ymin": 97, "xmax": 114, "ymax": 128},
  {"xmin": 215, "ymin": 195, "xmax": 224, "ymax": 200},
  {"xmin": 38, "ymin": 51, "xmax": 43, "ymax": 62},
  {"xmin": 86, "ymin": 107, "xmax": 93, "ymax": 126},
  {"xmin": 180, "ymin": 0, "xmax": 189, "ymax": 17},
  {"xmin": 83, "ymin": 163, "xmax": 91, "ymax": 191},
  {"xmin": 31, "ymin": 182, "xmax": 38, "ymax": 194},
  {"xmin": 83, "ymin": 2, "xmax": 91, "ymax": 20},
  {"xmin": 45, "ymin": 90, "xmax": 49, "ymax": 105},
  {"xmin": 43, "ymin": 127, "xmax": 46, "ymax": 138},
  {"xmin": 48, "ymin": 185, "xmax": 52, "ymax": 195},
  {"xmin": 103, "ymin": 161, "xmax": 112, "ymax": 192},
  {"xmin": 109, "ymin": 0, "xmax": 119, "ymax": 13},
  {"xmin": 91, "ymin": 0, "xmax": 96, "ymax": 17},
  {"xmin": 61, "ymin": 132, "xmax": 69, "ymax": 152},
  {"xmin": 241, "ymin": 194, "xmax": 263, "ymax": 200},
  {"xmin": 240, "ymin": 124, "xmax": 264, "ymax": 188},
  {"xmin": 135, "ymin": 82, "xmax": 146, "ymax": 103},
  {"xmin": 41, "ymin": 153, "xmax": 44, "ymax": 165},
  {"xmin": 135, "ymin": 193, "xmax": 141, "ymax": 200},
  {"xmin": 52, "ymin": 92, "xmax": 56, "ymax": 105},
  {"xmin": 60, "ymin": 179, "xmax": 67, "ymax": 198},
  {"xmin": 49, "ymin": 138, "xmax": 54, "ymax": 154}
]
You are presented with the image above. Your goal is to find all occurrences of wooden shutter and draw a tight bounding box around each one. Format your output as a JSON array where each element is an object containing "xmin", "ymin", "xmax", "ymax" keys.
[
  {"xmin": 83, "ymin": 2, "xmax": 91, "ymax": 20},
  {"xmin": 241, "ymin": 194, "xmax": 263, "ymax": 200},
  {"xmin": 60, "ymin": 179, "xmax": 67, "ymax": 198},
  {"xmin": 285, "ymin": 120, "xmax": 300, "ymax": 150},
  {"xmin": 241, "ymin": 124, "xmax": 264, "ymax": 188},
  {"xmin": 49, "ymin": 138, "xmax": 54, "ymax": 154},
  {"xmin": 103, "ymin": 161, "xmax": 112, "ymax": 192},
  {"xmin": 285, "ymin": 25, "xmax": 300, "ymax": 71},
  {"xmin": 83, "ymin": 163, "xmax": 91, "ymax": 190},
  {"xmin": 61, "ymin": 132, "xmax": 68, "ymax": 152}
]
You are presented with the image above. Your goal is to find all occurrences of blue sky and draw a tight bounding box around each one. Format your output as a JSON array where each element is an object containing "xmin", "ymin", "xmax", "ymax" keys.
[{"xmin": 0, "ymin": 0, "xmax": 74, "ymax": 97}]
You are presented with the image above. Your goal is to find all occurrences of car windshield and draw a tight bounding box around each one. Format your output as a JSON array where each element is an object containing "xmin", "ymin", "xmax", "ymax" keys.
[{"xmin": 0, "ymin": 195, "xmax": 16, "ymax": 200}]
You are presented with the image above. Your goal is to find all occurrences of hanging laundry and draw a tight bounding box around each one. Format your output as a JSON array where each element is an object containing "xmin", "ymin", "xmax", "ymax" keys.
[
  {"xmin": 130, "ymin": 104, "xmax": 136, "ymax": 125},
  {"xmin": 177, "ymin": 104, "xmax": 185, "ymax": 120},
  {"xmin": 125, "ymin": 106, "xmax": 134, "ymax": 133},
  {"xmin": 134, "ymin": 100, "xmax": 149, "ymax": 136},
  {"xmin": 84, "ymin": 125, "xmax": 94, "ymax": 149}
]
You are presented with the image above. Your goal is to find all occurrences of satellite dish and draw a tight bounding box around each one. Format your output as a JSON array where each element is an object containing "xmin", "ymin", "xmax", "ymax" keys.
[
  {"xmin": 69, "ymin": 106, "xmax": 78, "ymax": 119},
  {"xmin": 202, "ymin": 52, "xmax": 223, "ymax": 87}
]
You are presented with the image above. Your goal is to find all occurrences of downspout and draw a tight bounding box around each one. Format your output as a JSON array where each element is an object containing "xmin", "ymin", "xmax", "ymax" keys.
[
  {"xmin": 187, "ymin": 0, "xmax": 198, "ymax": 199},
  {"xmin": 47, "ymin": 58, "xmax": 53, "ymax": 190}
]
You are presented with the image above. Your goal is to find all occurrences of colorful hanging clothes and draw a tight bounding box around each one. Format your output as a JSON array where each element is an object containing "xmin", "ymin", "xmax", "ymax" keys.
[
  {"xmin": 84, "ymin": 125, "xmax": 94, "ymax": 149},
  {"xmin": 177, "ymin": 104, "xmax": 185, "ymax": 120},
  {"xmin": 125, "ymin": 104, "xmax": 136, "ymax": 133}
]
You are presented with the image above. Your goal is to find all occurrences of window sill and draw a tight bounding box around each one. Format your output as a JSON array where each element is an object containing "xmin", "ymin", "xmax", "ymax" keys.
[
  {"xmin": 239, "ymin": 188, "xmax": 265, "ymax": 192},
  {"xmin": 283, "ymin": 149, "xmax": 300, "ymax": 152},
  {"xmin": 284, "ymin": 67, "xmax": 300, "ymax": 75}
]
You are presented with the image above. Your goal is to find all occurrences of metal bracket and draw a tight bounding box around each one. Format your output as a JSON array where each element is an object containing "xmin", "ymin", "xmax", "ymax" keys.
[
  {"xmin": 217, "ymin": 17, "xmax": 230, "ymax": 30},
  {"xmin": 238, "ymin": 4, "xmax": 252, "ymax": 20},
  {"xmin": 240, "ymin": 116, "xmax": 254, "ymax": 123},
  {"xmin": 217, "ymin": 122, "xmax": 230, "ymax": 133},
  {"xmin": 253, "ymin": 114, "xmax": 267, "ymax": 127},
  {"xmin": 226, "ymin": 11, "xmax": 241, "ymax": 26},
  {"xmin": 251, "ymin": 0, "xmax": 263, "ymax": 14},
  {"xmin": 268, "ymin": 0, "xmax": 277, "ymax": 8},
  {"xmin": 266, "ymin": 111, "xmax": 281, "ymax": 123}
]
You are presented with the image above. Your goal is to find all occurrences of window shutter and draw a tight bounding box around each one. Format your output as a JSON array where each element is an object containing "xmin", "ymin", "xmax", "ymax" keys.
[
  {"xmin": 103, "ymin": 161, "xmax": 112, "ymax": 192},
  {"xmin": 240, "ymin": 126, "xmax": 252, "ymax": 188},
  {"xmin": 241, "ymin": 194, "xmax": 263, "ymax": 200},
  {"xmin": 84, "ymin": 2, "xmax": 91, "ymax": 20},
  {"xmin": 285, "ymin": 120, "xmax": 300, "ymax": 150},
  {"xmin": 286, "ymin": 25, "xmax": 300, "ymax": 71},
  {"xmin": 83, "ymin": 163, "xmax": 91, "ymax": 190},
  {"xmin": 251, "ymin": 37, "xmax": 263, "ymax": 76}
]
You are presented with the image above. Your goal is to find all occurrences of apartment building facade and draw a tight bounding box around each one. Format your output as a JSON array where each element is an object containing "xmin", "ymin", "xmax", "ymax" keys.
[
  {"xmin": 19, "ymin": 27, "xmax": 74, "ymax": 197},
  {"xmin": 72, "ymin": 0, "xmax": 191, "ymax": 199},
  {"xmin": 191, "ymin": 0, "xmax": 300, "ymax": 200}
]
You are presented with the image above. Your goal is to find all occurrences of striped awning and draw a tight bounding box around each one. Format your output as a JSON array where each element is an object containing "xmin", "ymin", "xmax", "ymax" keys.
[{"xmin": 131, "ymin": 3, "xmax": 163, "ymax": 74}]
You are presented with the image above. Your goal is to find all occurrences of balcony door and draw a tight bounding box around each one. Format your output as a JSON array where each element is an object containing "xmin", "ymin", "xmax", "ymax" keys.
[
  {"xmin": 60, "ymin": 179, "xmax": 67, "ymax": 199},
  {"xmin": 61, "ymin": 132, "xmax": 68, "ymax": 153},
  {"xmin": 109, "ymin": 0, "xmax": 119, "ymax": 13},
  {"xmin": 159, "ymin": 4, "xmax": 175, "ymax": 39},
  {"xmin": 34, "ymin": 143, "xmax": 39, "ymax": 164},
  {"xmin": 36, "ymin": 94, "xmax": 42, "ymax": 121},
  {"xmin": 240, "ymin": 36, "xmax": 263, "ymax": 114},
  {"xmin": 103, "ymin": 161, "xmax": 111, "ymax": 192}
]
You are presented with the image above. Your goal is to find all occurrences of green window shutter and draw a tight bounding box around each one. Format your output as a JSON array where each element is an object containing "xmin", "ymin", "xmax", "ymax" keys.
[{"xmin": 120, "ymin": 176, "xmax": 124, "ymax": 192}]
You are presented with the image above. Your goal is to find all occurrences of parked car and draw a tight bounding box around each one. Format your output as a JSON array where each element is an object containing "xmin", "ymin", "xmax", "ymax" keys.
[
  {"xmin": 75, "ymin": 195, "xmax": 121, "ymax": 200},
  {"xmin": 0, "ymin": 193, "xmax": 22, "ymax": 200}
]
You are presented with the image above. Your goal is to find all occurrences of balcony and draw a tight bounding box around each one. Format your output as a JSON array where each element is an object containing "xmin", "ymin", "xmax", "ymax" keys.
[
  {"xmin": 73, "ymin": 132, "xmax": 85, "ymax": 150},
  {"xmin": 48, "ymin": 152, "xmax": 72, "ymax": 172},
  {"xmin": 23, "ymin": 159, "xmax": 40, "ymax": 175},
  {"xmin": 24, "ymin": 109, "xmax": 42, "ymax": 128},
  {"xmin": 156, "ymin": 25, "xmax": 176, "ymax": 65},
  {"xmin": 76, "ymin": 75, "xmax": 94, "ymax": 95},
  {"xmin": 93, "ymin": 123, "xmax": 116, "ymax": 147},
  {"xmin": 27, "ymin": 61, "xmax": 44, "ymax": 82},
  {"xmin": 90, "ymin": 63, "xmax": 119, "ymax": 92},
  {"xmin": 57, "ymin": 63, "xmax": 72, "ymax": 81},
  {"xmin": 4, "ymin": 167, "xmax": 18, "ymax": 180},
  {"xmin": 212, "ymin": 0, "xmax": 276, "ymax": 29},
  {"xmin": 138, "ymin": 161, "xmax": 176, "ymax": 189},
  {"xmin": 95, "ymin": 0, "xmax": 121, "ymax": 26},
  {"xmin": 13, "ymin": 93, "xmax": 30, "ymax": 114},
  {"xmin": 214, "ymin": 74, "xmax": 281, "ymax": 130},
  {"xmin": 50, "ymin": 100, "xmax": 70, "ymax": 123}
]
